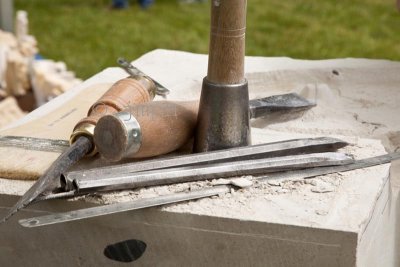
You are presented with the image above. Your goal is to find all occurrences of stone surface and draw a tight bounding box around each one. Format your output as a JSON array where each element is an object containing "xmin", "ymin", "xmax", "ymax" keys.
[
  {"xmin": 0, "ymin": 96, "xmax": 26, "ymax": 128},
  {"xmin": 0, "ymin": 50, "xmax": 399, "ymax": 266},
  {"xmin": 31, "ymin": 59, "xmax": 81, "ymax": 105}
]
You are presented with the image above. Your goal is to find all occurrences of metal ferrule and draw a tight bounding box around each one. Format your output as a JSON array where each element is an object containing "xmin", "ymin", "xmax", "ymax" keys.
[
  {"xmin": 194, "ymin": 78, "xmax": 251, "ymax": 153},
  {"xmin": 69, "ymin": 122, "xmax": 96, "ymax": 156},
  {"xmin": 114, "ymin": 111, "xmax": 142, "ymax": 158}
]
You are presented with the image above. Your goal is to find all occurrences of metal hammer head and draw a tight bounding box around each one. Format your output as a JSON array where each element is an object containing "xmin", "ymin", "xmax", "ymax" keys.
[{"xmin": 193, "ymin": 78, "xmax": 251, "ymax": 153}]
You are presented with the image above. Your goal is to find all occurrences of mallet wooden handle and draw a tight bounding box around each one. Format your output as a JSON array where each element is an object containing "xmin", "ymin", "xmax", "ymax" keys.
[
  {"xmin": 94, "ymin": 101, "xmax": 199, "ymax": 161},
  {"xmin": 70, "ymin": 76, "xmax": 156, "ymax": 155},
  {"xmin": 207, "ymin": 0, "xmax": 247, "ymax": 84}
]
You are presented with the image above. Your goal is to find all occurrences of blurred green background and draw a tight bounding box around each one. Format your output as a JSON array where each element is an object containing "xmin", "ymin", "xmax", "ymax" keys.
[{"xmin": 15, "ymin": 0, "xmax": 400, "ymax": 79}]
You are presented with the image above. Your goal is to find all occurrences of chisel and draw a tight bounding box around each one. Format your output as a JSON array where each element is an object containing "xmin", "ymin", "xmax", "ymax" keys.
[
  {"xmin": 71, "ymin": 152, "xmax": 354, "ymax": 193},
  {"xmin": 62, "ymin": 137, "xmax": 348, "ymax": 190},
  {"xmin": 93, "ymin": 92, "xmax": 315, "ymax": 162},
  {"xmin": 20, "ymin": 185, "xmax": 232, "ymax": 227},
  {"xmin": 0, "ymin": 136, "xmax": 69, "ymax": 153},
  {"xmin": 1, "ymin": 63, "xmax": 167, "ymax": 223},
  {"xmin": 19, "ymin": 151, "xmax": 400, "ymax": 227}
]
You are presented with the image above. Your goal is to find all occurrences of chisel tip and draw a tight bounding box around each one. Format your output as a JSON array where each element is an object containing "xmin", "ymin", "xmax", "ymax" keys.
[{"xmin": 1, "ymin": 137, "xmax": 92, "ymax": 224}]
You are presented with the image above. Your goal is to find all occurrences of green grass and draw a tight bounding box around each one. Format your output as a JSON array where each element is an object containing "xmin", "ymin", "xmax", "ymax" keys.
[{"xmin": 15, "ymin": 0, "xmax": 400, "ymax": 79}]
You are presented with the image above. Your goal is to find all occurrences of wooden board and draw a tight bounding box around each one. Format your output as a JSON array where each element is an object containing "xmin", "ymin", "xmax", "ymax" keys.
[{"xmin": 0, "ymin": 82, "xmax": 112, "ymax": 180}]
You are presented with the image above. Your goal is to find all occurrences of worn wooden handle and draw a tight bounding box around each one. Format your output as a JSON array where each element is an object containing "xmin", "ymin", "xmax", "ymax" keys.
[
  {"xmin": 94, "ymin": 101, "xmax": 199, "ymax": 161},
  {"xmin": 133, "ymin": 101, "xmax": 198, "ymax": 158},
  {"xmin": 76, "ymin": 77, "xmax": 155, "ymax": 128},
  {"xmin": 207, "ymin": 0, "xmax": 247, "ymax": 84},
  {"xmin": 70, "ymin": 76, "xmax": 156, "ymax": 150}
]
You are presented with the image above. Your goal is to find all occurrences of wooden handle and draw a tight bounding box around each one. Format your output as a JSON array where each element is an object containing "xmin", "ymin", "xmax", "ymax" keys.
[
  {"xmin": 75, "ymin": 77, "xmax": 155, "ymax": 128},
  {"xmin": 207, "ymin": 0, "xmax": 247, "ymax": 84},
  {"xmin": 94, "ymin": 101, "xmax": 199, "ymax": 161},
  {"xmin": 70, "ymin": 76, "xmax": 156, "ymax": 156},
  {"xmin": 133, "ymin": 101, "xmax": 198, "ymax": 158}
]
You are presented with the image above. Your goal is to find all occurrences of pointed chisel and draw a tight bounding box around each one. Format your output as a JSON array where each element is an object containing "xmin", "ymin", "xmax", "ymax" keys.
[
  {"xmin": 19, "ymin": 151, "xmax": 400, "ymax": 228},
  {"xmin": 62, "ymin": 137, "xmax": 348, "ymax": 190}
]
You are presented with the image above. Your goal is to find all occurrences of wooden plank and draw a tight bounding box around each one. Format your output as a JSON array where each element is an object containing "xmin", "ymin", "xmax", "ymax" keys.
[{"xmin": 0, "ymin": 82, "xmax": 112, "ymax": 180}]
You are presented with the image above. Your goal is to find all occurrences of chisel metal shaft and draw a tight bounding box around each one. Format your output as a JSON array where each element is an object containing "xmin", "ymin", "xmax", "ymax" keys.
[
  {"xmin": 261, "ymin": 151, "xmax": 400, "ymax": 182},
  {"xmin": 0, "ymin": 136, "xmax": 92, "ymax": 223},
  {"xmin": 20, "ymin": 185, "xmax": 231, "ymax": 227},
  {"xmin": 19, "ymin": 151, "xmax": 400, "ymax": 228},
  {"xmin": 62, "ymin": 137, "xmax": 348, "ymax": 190},
  {"xmin": 71, "ymin": 152, "xmax": 353, "ymax": 193}
]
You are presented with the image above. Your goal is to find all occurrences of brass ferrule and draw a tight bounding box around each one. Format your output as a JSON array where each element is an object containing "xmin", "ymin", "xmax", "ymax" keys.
[{"xmin": 69, "ymin": 122, "xmax": 96, "ymax": 156}]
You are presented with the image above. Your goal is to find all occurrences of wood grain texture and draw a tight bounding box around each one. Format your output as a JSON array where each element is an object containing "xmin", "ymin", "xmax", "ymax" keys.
[
  {"xmin": 95, "ymin": 101, "xmax": 199, "ymax": 161},
  {"xmin": 74, "ymin": 77, "xmax": 154, "ymax": 128},
  {"xmin": 0, "ymin": 77, "xmax": 152, "ymax": 179},
  {"xmin": 207, "ymin": 0, "xmax": 247, "ymax": 84},
  {"xmin": 133, "ymin": 101, "xmax": 199, "ymax": 158}
]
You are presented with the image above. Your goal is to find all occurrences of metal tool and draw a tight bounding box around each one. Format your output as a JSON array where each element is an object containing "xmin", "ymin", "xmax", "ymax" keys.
[
  {"xmin": 117, "ymin": 58, "xmax": 169, "ymax": 97},
  {"xmin": 1, "ymin": 137, "xmax": 92, "ymax": 223},
  {"xmin": 249, "ymin": 93, "xmax": 316, "ymax": 118},
  {"xmin": 1, "ymin": 62, "xmax": 164, "ymax": 223},
  {"xmin": 0, "ymin": 136, "xmax": 69, "ymax": 153},
  {"xmin": 71, "ymin": 152, "xmax": 353, "ymax": 193},
  {"xmin": 19, "ymin": 151, "xmax": 400, "ymax": 227},
  {"xmin": 194, "ymin": 0, "xmax": 250, "ymax": 152},
  {"xmin": 63, "ymin": 137, "xmax": 348, "ymax": 190},
  {"xmin": 19, "ymin": 185, "xmax": 231, "ymax": 228},
  {"xmin": 261, "ymin": 151, "xmax": 400, "ymax": 181},
  {"xmin": 93, "ymin": 92, "xmax": 315, "ymax": 162}
]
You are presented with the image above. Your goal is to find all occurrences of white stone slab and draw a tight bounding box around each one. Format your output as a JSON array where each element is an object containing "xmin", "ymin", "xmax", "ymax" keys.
[{"xmin": 1, "ymin": 50, "xmax": 399, "ymax": 266}]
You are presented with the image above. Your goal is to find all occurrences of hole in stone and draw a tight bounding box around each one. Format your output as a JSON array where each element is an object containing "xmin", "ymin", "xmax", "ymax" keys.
[
  {"xmin": 104, "ymin": 239, "xmax": 147, "ymax": 263},
  {"xmin": 28, "ymin": 219, "xmax": 38, "ymax": 226},
  {"xmin": 332, "ymin": 69, "xmax": 340, "ymax": 75}
]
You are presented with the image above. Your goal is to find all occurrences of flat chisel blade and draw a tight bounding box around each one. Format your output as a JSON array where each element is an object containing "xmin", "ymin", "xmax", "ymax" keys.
[{"xmin": 249, "ymin": 93, "xmax": 316, "ymax": 119}]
